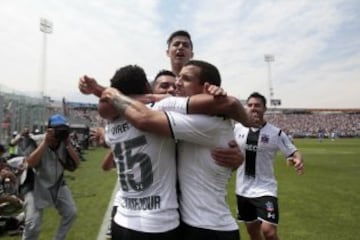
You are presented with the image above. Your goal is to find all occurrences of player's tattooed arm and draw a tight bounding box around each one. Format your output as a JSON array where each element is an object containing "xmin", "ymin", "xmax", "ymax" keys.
[
  {"xmin": 109, "ymin": 90, "xmax": 133, "ymax": 115},
  {"xmin": 101, "ymin": 87, "xmax": 172, "ymax": 137}
]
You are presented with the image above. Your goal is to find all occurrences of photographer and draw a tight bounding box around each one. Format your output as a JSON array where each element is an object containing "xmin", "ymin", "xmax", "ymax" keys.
[
  {"xmin": 22, "ymin": 114, "xmax": 80, "ymax": 240},
  {"xmin": 9, "ymin": 128, "xmax": 37, "ymax": 158}
]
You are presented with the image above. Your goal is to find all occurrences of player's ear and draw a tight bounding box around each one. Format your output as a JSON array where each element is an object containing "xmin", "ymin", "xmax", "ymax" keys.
[{"xmin": 202, "ymin": 82, "xmax": 210, "ymax": 94}]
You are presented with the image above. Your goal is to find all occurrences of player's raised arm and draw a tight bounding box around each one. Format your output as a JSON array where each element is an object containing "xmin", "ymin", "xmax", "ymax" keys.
[
  {"xmin": 79, "ymin": 75, "xmax": 162, "ymax": 104},
  {"xmin": 183, "ymin": 82, "xmax": 251, "ymax": 126},
  {"xmin": 78, "ymin": 75, "xmax": 105, "ymax": 98},
  {"xmin": 187, "ymin": 93, "xmax": 251, "ymax": 127},
  {"xmin": 100, "ymin": 87, "xmax": 233, "ymax": 148},
  {"xmin": 100, "ymin": 87, "xmax": 172, "ymax": 137}
]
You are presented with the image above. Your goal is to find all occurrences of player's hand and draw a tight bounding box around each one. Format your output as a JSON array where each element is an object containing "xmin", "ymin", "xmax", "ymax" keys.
[
  {"xmin": 203, "ymin": 82, "xmax": 227, "ymax": 97},
  {"xmin": 211, "ymin": 140, "xmax": 244, "ymax": 170},
  {"xmin": 79, "ymin": 75, "xmax": 98, "ymax": 95},
  {"xmin": 90, "ymin": 127, "xmax": 105, "ymax": 146},
  {"xmin": 287, "ymin": 157, "xmax": 304, "ymax": 175}
]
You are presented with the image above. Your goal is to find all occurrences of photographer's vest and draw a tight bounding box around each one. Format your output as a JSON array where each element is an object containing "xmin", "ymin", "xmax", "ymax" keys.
[{"xmin": 8, "ymin": 145, "xmax": 16, "ymax": 156}]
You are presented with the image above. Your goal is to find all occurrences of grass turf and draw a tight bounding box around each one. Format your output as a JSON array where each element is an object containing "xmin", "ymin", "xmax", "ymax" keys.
[
  {"xmin": 2, "ymin": 138, "xmax": 359, "ymax": 239},
  {"xmin": 227, "ymin": 138, "xmax": 360, "ymax": 240}
]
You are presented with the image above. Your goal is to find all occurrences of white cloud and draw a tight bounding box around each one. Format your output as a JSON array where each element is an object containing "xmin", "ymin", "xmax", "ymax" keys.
[{"xmin": 0, "ymin": 0, "xmax": 359, "ymax": 108}]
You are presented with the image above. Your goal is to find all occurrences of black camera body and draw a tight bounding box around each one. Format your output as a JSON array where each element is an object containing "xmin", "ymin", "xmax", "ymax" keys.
[{"xmin": 54, "ymin": 126, "xmax": 70, "ymax": 141}]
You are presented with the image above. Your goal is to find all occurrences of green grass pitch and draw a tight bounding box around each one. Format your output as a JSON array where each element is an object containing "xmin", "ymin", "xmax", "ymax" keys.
[{"xmin": 2, "ymin": 138, "xmax": 359, "ymax": 239}]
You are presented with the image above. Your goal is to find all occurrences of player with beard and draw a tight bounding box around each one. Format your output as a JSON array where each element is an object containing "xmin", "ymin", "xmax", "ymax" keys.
[{"xmin": 233, "ymin": 92, "xmax": 304, "ymax": 240}]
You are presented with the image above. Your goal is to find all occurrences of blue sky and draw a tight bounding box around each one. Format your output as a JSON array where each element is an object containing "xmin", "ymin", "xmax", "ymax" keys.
[{"xmin": 0, "ymin": 0, "xmax": 359, "ymax": 108}]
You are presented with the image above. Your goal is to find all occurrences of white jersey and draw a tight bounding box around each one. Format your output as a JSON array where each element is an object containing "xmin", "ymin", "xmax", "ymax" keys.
[
  {"xmin": 234, "ymin": 122, "xmax": 297, "ymax": 198},
  {"xmin": 105, "ymin": 102, "xmax": 178, "ymax": 233},
  {"xmin": 165, "ymin": 110, "xmax": 238, "ymax": 231}
]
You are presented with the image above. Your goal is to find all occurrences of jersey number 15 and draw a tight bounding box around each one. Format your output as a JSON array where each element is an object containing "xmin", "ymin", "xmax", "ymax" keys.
[{"xmin": 113, "ymin": 135, "xmax": 153, "ymax": 192}]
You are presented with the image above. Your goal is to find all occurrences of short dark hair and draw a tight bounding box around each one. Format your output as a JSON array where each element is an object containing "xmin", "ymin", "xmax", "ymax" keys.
[
  {"xmin": 184, "ymin": 60, "xmax": 221, "ymax": 86},
  {"xmin": 247, "ymin": 92, "xmax": 267, "ymax": 107},
  {"xmin": 151, "ymin": 70, "xmax": 176, "ymax": 90},
  {"xmin": 110, "ymin": 65, "xmax": 151, "ymax": 95},
  {"xmin": 167, "ymin": 30, "xmax": 193, "ymax": 49},
  {"xmin": 154, "ymin": 69, "xmax": 176, "ymax": 82}
]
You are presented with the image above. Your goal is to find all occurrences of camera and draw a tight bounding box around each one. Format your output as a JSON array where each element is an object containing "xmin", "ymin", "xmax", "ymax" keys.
[{"xmin": 54, "ymin": 126, "xmax": 70, "ymax": 141}]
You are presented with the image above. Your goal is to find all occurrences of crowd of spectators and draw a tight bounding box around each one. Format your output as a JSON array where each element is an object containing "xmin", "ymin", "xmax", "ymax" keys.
[
  {"xmin": 66, "ymin": 107, "xmax": 105, "ymax": 128},
  {"xmin": 265, "ymin": 112, "xmax": 360, "ymax": 138},
  {"xmin": 2, "ymin": 94, "xmax": 359, "ymax": 142},
  {"xmin": 66, "ymin": 107, "xmax": 360, "ymax": 138}
]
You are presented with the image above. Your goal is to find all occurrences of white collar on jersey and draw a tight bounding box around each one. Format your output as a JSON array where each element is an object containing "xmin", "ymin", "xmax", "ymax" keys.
[{"xmin": 250, "ymin": 122, "xmax": 267, "ymax": 132}]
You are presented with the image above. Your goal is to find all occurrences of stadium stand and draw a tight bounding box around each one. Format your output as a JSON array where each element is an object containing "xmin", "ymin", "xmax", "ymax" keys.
[
  {"xmin": 1, "ymin": 89, "xmax": 359, "ymax": 147},
  {"xmin": 266, "ymin": 108, "xmax": 360, "ymax": 138}
]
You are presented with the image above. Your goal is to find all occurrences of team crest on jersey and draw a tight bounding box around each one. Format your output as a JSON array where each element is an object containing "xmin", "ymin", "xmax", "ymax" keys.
[
  {"xmin": 238, "ymin": 133, "xmax": 245, "ymax": 138},
  {"xmin": 260, "ymin": 134, "xmax": 269, "ymax": 143},
  {"xmin": 265, "ymin": 201, "xmax": 274, "ymax": 212}
]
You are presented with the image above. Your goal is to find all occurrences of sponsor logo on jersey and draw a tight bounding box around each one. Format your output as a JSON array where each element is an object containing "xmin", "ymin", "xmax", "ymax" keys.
[
  {"xmin": 111, "ymin": 122, "xmax": 130, "ymax": 135},
  {"xmin": 245, "ymin": 144, "xmax": 257, "ymax": 152},
  {"xmin": 120, "ymin": 195, "xmax": 161, "ymax": 210}
]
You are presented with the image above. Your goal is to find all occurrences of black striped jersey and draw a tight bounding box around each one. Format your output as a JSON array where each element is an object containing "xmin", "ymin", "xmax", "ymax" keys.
[{"xmin": 234, "ymin": 122, "xmax": 297, "ymax": 198}]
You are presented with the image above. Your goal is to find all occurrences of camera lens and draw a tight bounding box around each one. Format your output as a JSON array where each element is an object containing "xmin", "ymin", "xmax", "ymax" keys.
[{"xmin": 54, "ymin": 127, "xmax": 70, "ymax": 140}]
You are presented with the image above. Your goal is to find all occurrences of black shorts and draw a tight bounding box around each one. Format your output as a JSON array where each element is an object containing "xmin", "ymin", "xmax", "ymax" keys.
[
  {"xmin": 180, "ymin": 221, "xmax": 239, "ymax": 240},
  {"xmin": 236, "ymin": 195, "xmax": 279, "ymax": 225},
  {"xmin": 111, "ymin": 221, "xmax": 181, "ymax": 240}
]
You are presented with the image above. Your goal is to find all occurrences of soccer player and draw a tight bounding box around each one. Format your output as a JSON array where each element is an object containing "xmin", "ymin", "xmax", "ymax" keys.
[
  {"xmin": 99, "ymin": 69, "xmax": 176, "ymax": 239},
  {"xmin": 92, "ymin": 65, "xmax": 180, "ymax": 240},
  {"xmin": 233, "ymin": 92, "xmax": 304, "ymax": 240},
  {"xmin": 151, "ymin": 69, "xmax": 176, "ymax": 95},
  {"xmin": 101, "ymin": 60, "xmax": 246, "ymax": 240},
  {"xmin": 80, "ymin": 66, "xmax": 245, "ymax": 240},
  {"xmin": 166, "ymin": 30, "xmax": 193, "ymax": 76}
]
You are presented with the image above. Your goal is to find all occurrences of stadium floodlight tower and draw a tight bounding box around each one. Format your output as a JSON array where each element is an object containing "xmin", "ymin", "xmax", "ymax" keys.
[
  {"xmin": 264, "ymin": 54, "xmax": 275, "ymax": 103},
  {"xmin": 40, "ymin": 18, "xmax": 53, "ymax": 98}
]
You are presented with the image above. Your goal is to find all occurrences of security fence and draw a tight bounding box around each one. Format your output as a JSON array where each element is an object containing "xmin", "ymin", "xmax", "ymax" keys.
[{"xmin": 0, "ymin": 88, "xmax": 61, "ymax": 145}]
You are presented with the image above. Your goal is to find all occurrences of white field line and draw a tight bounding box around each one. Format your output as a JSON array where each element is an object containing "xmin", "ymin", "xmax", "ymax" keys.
[{"xmin": 96, "ymin": 181, "xmax": 119, "ymax": 240}]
